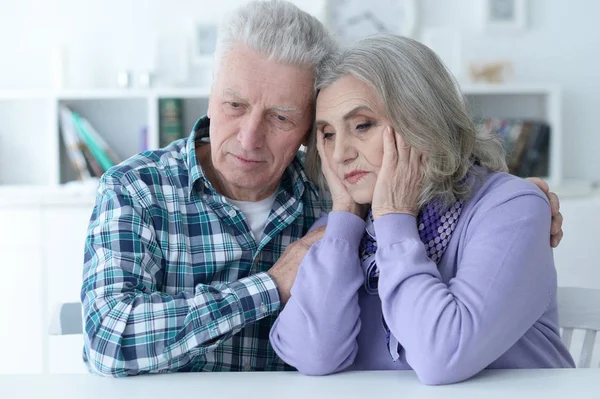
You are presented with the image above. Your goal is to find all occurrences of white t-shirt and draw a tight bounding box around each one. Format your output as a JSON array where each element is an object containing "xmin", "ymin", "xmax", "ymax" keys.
[{"xmin": 226, "ymin": 192, "xmax": 277, "ymax": 244}]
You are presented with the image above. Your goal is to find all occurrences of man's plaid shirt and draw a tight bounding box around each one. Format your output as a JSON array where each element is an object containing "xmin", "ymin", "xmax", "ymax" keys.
[{"xmin": 81, "ymin": 116, "xmax": 323, "ymax": 376}]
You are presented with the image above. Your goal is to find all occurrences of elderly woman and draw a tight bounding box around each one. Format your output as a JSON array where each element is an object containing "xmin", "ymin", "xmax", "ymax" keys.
[{"xmin": 269, "ymin": 34, "xmax": 574, "ymax": 385}]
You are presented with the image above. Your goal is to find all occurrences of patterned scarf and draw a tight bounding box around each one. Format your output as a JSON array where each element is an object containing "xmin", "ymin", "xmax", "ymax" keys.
[{"xmin": 359, "ymin": 199, "xmax": 464, "ymax": 360}]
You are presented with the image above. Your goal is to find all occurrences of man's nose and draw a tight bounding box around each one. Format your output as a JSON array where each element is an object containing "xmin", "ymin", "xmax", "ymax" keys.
[{"xmin": 237, "ymin": 112, "xmax": 265, "ymax": 150}]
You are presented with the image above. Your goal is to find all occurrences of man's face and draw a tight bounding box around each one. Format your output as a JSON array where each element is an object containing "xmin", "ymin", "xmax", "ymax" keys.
[{"xmin": 206, "ymin": 45, "xmax": 314, "ymax": 201}]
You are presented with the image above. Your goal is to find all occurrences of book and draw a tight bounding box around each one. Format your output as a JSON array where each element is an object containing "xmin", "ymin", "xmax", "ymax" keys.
[
  {"xmin": 139, "ymin": 126, "xmax": 149, "ymax": 153},
  {"xmin": 159, "ymin": 98, "xmax": 184, "ymax": 147},
  {"xmin": 517, "ymin": 122, "xmax": 550, "ymax": 177},
  {"xmin": 475, "ymin": 118, "xmax": 551, "ymax": 178},
  {"xmin": 508, "ymin": 120, "xmax": 532, "ymax": 174},
  {"xmin": 78, "ymin": 117, "xmax": 121, "ymax": 165},
  {"xmin": 58, "ymin": 106, "xmax": 92, "ymax": 181},
  {"xmin": 80, "ymin": 141, "xmax": 104, "ymax": 177},
  {"xmin": 71, "ymin": 112, "xmax": 115, "ymax": 172}
]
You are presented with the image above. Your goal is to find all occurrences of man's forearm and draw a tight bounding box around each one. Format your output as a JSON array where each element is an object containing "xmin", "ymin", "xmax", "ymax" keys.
[{"xmin": 83, "ymin": 271, "xmax": 280, "ymax": 376}]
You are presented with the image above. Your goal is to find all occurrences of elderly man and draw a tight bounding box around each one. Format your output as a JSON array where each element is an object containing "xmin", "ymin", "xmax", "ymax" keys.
[{"xmin": 81, "ymin": 0, "xmax": 563, "ymax": 376}]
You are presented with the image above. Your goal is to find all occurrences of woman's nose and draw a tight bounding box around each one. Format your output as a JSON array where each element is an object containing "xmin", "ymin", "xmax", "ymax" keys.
[{"xmin": 332, "ymin": 133, "xmax": 357, "ymax": 164}]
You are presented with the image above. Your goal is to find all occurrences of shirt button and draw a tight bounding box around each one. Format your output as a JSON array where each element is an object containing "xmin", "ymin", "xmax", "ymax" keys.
[
  {"xmin": 259, "ymin": 303, "xmax": 268, "ymax": 314},
  {"xmin": 228, "ymin": 209, "xmax": 236, "ymax": 217},
  {"xmin": 244, "ymin": 363, "xmax": 252, "ymax": 371}
]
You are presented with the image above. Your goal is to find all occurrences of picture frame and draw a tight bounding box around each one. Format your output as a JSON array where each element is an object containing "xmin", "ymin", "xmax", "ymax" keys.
[
  {"xmin": 484, "ymin": 0, "xmax": 527, "ymax": 33},
  {"xmin": 191, "ymin": 23, "xmax": 219, "ymax": 65},
  {"xmin": 325, "ymin": 0, "xmax": 418, "ymax": 45}
]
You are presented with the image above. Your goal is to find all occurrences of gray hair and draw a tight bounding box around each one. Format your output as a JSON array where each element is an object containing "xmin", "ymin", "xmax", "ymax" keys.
[
  {"xmin": 213, "ymin": 0, "xmax": 338, "ymax": 88},
  {"xmin": 306, "ymin": 34, "xmax": 508, "ymax": 209}
]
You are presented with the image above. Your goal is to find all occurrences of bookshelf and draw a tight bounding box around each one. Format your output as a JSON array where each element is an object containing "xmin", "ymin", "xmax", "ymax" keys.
[
  {"xmin": 0, "ymin": 88, "xmax": 210, "ymax": 186},
  {"xmin": 461, "ymin": 83, "xmax": 562, "ymax": 188},
  {"xmin": 0, "ymin": 83, "xmax": 562, "ymax": 187}
]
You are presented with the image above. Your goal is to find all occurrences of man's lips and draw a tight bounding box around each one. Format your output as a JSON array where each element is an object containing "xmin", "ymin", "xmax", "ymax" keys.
[{"xmin": 231, "ymin": 154, "xmax": 263, "ymax": 163}]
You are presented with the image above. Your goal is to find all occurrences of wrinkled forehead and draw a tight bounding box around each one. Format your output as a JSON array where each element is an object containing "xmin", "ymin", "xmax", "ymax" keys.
[
  {"xmin": 217, "ymin": 47, "xmax": 316, "ymax": 111},
  {"xmin": 315, "ymin": 76, "xmax": 383, "ymax": 120}
]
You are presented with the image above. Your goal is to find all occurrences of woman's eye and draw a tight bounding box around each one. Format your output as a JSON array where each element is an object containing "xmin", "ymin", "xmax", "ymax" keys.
[
  {"xmin": 322, "ymin": 132, "xmax": 335, "ymax": 140},
  {"xmin": 356, "ymin": 122, "xmax": 373, "ymax": 130}
]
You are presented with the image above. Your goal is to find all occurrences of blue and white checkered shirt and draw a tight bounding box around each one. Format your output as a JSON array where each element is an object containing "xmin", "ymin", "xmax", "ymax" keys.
[{"xmin": 81, "ymin": 116, "xmax": 323, "ymax": 376}]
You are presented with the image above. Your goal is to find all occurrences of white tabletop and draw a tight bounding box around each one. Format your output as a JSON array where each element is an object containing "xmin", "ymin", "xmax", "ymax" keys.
[{"xmin": 0, "ymin": 369, "xmax": 598, "ymax": 399}]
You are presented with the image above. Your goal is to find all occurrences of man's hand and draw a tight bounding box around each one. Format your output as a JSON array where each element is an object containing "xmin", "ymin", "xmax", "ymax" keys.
[
  {"xmin": 267, "ymin": 226, "xmax": 326, "ymax": 305},
  {"xmin": 525, "ymin": 177, "xmax": 563, "ymax": 248}
]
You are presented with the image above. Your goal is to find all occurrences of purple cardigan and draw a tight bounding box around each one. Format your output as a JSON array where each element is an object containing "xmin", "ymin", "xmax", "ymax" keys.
[{"xmin": 270, "ymin": 171, "xmax": 574, "ymax": 385}]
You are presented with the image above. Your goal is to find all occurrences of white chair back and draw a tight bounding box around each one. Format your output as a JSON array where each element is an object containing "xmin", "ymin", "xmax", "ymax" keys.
[
  {"xmin": 557, "ymin": 286, "xmax": 600, "ymax": 368},
  {"xmin": 49, "ymin": 302, "xmax": 83, "ymax": 335}
]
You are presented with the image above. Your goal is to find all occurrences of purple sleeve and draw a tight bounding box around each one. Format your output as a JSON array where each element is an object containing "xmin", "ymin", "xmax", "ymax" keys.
[
  {"xmin": 375, "ymin": 192, "xmax": 555, "ymax": 385},
  {"xmin": 270, "ymin": 211, "xmax": 366, "ymax": 375},
  {"xmin": 308, "ymin": 213, "xmax": 329, "ymax": 232}
]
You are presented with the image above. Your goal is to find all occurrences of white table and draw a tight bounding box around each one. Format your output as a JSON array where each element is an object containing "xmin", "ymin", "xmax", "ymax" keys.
[{"xmin": 1, "ymin": 369, "xmax": 598, "ymax": 398}]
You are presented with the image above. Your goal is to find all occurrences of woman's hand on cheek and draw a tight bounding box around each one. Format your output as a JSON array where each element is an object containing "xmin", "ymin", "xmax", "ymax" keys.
[
  {"xmin": 372, "ymin": 127, "xmax": 422, "ymax": 220},
  {"xmin": 317, "ymin": 133, "xmax": 367, "ymax": 218}
]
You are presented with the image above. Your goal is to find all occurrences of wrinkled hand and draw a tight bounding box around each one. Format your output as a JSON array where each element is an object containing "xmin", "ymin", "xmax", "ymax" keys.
[
  {"xmin": 267, "ymin": 226, "xmax": 326, "ymax": 305},
  {"xmin": 372, "ymin": 127, "xmax": 422, "ymax": 220},
  {"xmin": 317, "ymin": 130, "xmax": 367, "ymax": 217},
  {"xmin": 525, "ymin": 177, "xmax": 563, "ymax": 248}
]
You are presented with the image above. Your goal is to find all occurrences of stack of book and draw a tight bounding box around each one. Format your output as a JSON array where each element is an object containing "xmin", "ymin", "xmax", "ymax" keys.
[
  {"xmin": 59, "ymin": 105, "xmax": 122, "ymax": 181},
  {"xmin": 474, "ymin": 118, "xmax": 550, "ymax": 178}
]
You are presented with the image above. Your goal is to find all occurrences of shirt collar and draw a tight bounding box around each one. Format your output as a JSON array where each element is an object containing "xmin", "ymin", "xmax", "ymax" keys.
[
  {"xmin": 185, "ymin": 116, "xmax": 318, "ymax": 201},
  {"xmin": 185, "ymin": 116, "xmax": 211, "ymax": 199}
]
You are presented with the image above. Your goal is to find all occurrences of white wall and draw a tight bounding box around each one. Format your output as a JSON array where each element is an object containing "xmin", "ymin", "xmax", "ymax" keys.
[{"xmin": 0, "ymin": 0, "xmax": 599, "ymax": 182}]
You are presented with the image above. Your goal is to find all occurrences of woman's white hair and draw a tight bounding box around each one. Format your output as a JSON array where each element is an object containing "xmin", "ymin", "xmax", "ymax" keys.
[
  {"xmin": 213, "ymin": 0, "xmax": 338, "ymax": 89},
  {"xmin": 306, "ymin": 34, "xmax": 508, "ymax": 208}
]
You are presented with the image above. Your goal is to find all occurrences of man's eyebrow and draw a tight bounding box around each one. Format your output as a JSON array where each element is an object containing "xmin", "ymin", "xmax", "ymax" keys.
[
  {"xmin": 271, "ymin": 105, "xmax": 298, "ymax": 113},
  {"xmin": 222, "ymin": 89, "xmax": 298, "ymax": 113},
  {"xmin": 223, "ymin": 88, "xmax": 249, "ymax": 102}
]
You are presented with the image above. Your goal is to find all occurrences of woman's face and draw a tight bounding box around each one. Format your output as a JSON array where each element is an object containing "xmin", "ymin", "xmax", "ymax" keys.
[{"xmin": 315, "ymin": 75, "xmax": 391, "ymax": 204}]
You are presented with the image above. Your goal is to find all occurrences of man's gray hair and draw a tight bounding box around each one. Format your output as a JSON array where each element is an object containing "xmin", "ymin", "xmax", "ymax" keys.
[
  {"xmin": 214, "ymin": 0, "xmax": 338, "ymax": 86},
  {"xmin": 306, "ymin": 34, "xmax": 508, "ymax": 208}
]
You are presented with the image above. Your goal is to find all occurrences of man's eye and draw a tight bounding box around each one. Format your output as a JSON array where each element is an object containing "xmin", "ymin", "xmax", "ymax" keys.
[
  {"xmin": 229, "ymin": 102, "xmax": 241, "ymax": 108},
  {"xmin": 272, "ymin": 114, "xmax": 290, "ymax": 123}
]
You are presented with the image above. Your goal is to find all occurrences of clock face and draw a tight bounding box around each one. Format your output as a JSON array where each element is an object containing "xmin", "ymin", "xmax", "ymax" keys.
[{"xmin": 326, "ymin": 0, "xmax": 417, "ymax": 45}]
